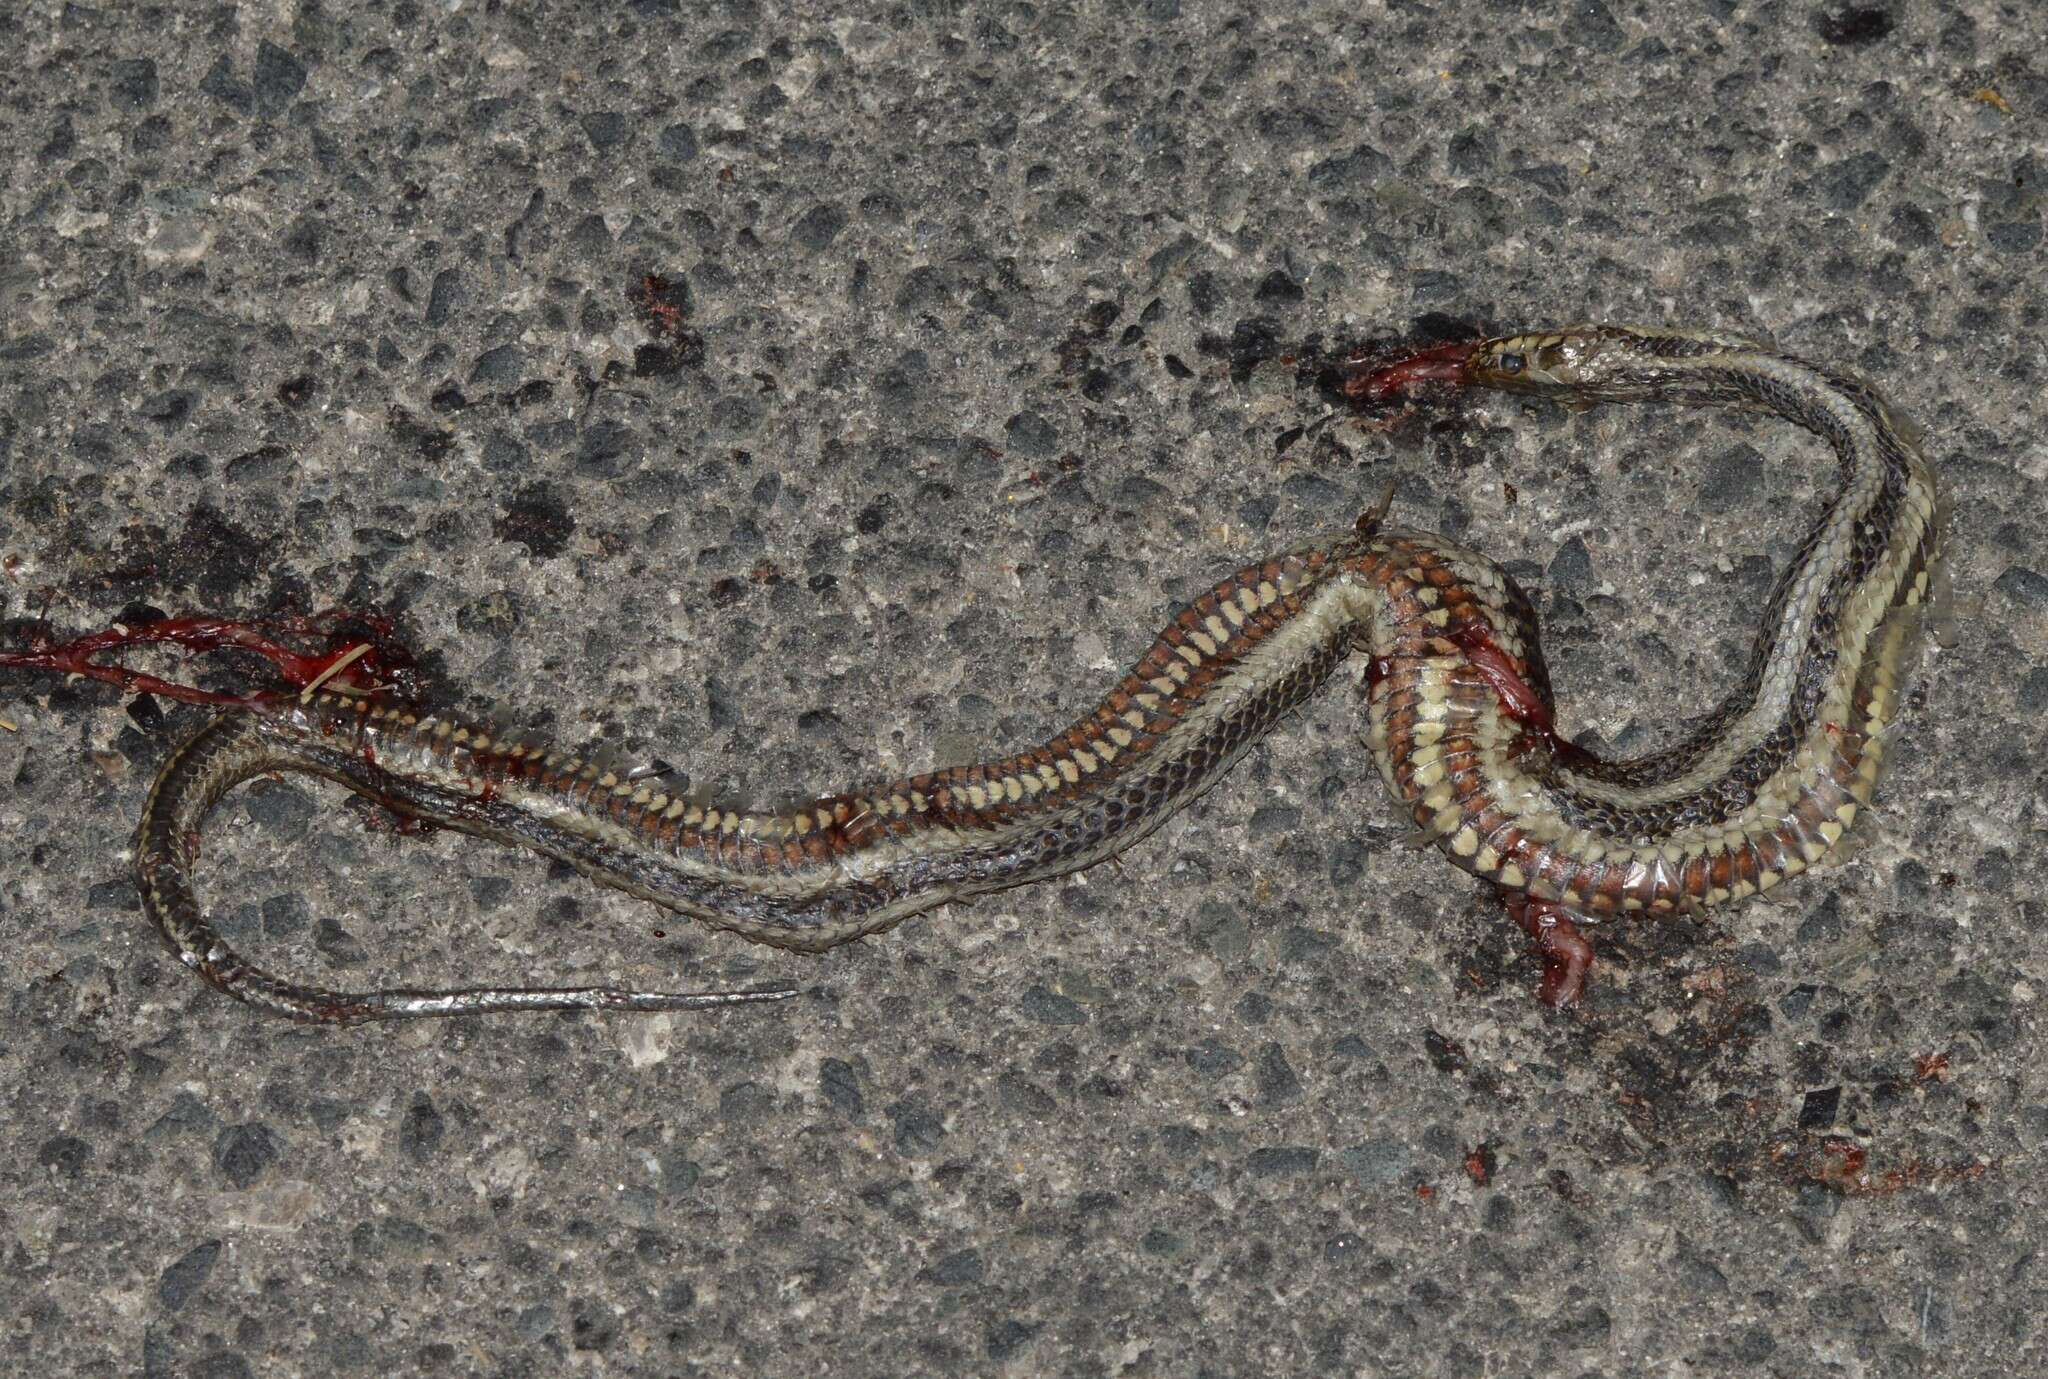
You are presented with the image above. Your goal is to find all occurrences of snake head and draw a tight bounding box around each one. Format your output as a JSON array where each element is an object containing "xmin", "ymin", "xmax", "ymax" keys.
[
  {"xmin": 1358, "ymin": 324, "xmax": 1755, "ymax": 404},
  {"xmin": 1472, "ymin": 325, "xmax": 1776, "ymax": 401},
  {"xmin": 1349, "ymin": 327, "xmax": 1653, "ymax": 402},
  {"xmin": 1468, "ymin": 328, "xmax": 1644, "ymax": 395}
]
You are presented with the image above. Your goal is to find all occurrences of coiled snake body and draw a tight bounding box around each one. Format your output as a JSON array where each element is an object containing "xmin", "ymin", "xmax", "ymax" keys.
[{"xmin": 132, "ymin": 325, "xmax": 1941, "ymax": 1022}]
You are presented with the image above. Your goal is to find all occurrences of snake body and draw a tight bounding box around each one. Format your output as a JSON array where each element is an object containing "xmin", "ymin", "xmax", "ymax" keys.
[{"xmin": 133, "ymin": 325, "xmax": 1941, "ymax": 1022}]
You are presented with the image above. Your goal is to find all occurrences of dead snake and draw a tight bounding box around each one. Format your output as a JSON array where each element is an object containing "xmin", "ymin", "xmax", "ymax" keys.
[{"xmin": 130, "ymin": 325, "xmax": 1942, "ymax": 1022}]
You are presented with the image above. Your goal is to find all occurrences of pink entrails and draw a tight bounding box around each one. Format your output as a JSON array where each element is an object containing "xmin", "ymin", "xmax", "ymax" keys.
[
  {"xmin": 1345, "ymin": 339, "xmax": 1473, "ymax": 403},
  {"xmin": 0, "ymin": 610, "xmax": 417, "ymax": 708}
]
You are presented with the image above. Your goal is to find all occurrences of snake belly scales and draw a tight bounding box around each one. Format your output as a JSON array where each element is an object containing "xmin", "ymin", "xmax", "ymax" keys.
[{"xmin": 125, "ymin": 325, "xmax": 1940, "ymax": 1023}]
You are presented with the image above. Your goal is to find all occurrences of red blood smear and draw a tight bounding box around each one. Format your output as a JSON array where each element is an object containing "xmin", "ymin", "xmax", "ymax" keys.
[{"xmin": 1345, "ymin": 340, "xmax": 1472, "ymax": 401}]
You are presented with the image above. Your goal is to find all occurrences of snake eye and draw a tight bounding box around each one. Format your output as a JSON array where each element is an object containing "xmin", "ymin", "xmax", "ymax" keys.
[{"xmin": 1497, "ymin": 352, "xmax": 1526, "ymax": 375}]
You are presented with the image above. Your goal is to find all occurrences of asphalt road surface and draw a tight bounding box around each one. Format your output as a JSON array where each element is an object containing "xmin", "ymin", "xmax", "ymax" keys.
[{"xmin": 2, "ymin": 3, "xmax": 2041, "ymax": 1376}]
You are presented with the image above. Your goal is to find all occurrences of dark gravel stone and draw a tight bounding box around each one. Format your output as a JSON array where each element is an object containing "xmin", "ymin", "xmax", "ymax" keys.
[
  {"xmin": 1547, "ymin": 536, "xmax": 1594, "ymax": 592},
  {"xmin": 400, "ymin": 1093, "xmax": 444, "ymax": 1160},
  {"xmin": 658, "ymin": 123, "xmax": 698, "ymax": 161},
  {"xmin": 921, "ymin": 1248, "xmax": 984, "ymax": 1286},
  {"xmin": 820, "ymin": 1058, "xmax": 863, "ymax": 1118},
  {"xmin": 252, "ymin": 42, "xmax": 306, "ymax": 118},
  {"xmin": 1798, "ymin": 1086, "xmax": 1842, "ymax": 1129},
  {"xmin": 1140, "ymin": 1228, "xmax": 1184, "ymax": 1256},
  {"xmin": 985, "ymin": 1319, "xmax": 1041, "ymax": 1361},
  {"xmin": 1987, "ymin": 219, "xmax": 2043, "ymax": 254},
  {"xmin": 147, "ymin": 1093, "xmax": 217, "ymax": 1140},
  {"xmin": 1701, "ymin": 444, "xmax": 1764, "ymax": 510},
  {"xmin": 1018, "ymin": 985, "xmax": 1086, "ymax": 1025},
  {"xmin": 260, "ymin": 893, "xmax": 309, "ymax": 938},
  {"xmin": 214, "ymin": 1124, "xmax": 279, "ymax": 1188},
  {"xmin": 425, "ymin": 269, "xmax": 464, "ymax": 326},
  {"xmin": 86, "ymin": 879, "xmax": 137, "ymax": 910},
  {"xmin": 314, "ymin": 917, "xmax": 366, "ymax": 966},
  {"xmin": 1279, "ymin": 927, "xmax": 1335, "ymax": 963},
  {"xmin": 1004, "ymin": 411, "xmax": 1058, "ymax": 458},
  {"xmin": 495, "ymin": 482, "xmax": 576, "ymax": 559},
  {"xmin": 720, "ymin": 1082, "xmax": 775, "ymax": 1123},
  {"xmin": 1887, "ymin": 203, "xmax": 1936, "ymax": 246},
  {"xmin": 997, "ymin": 1073, "xmax": 1057, "ymax": 1117},
  {"xmin": 1342, "ymin": 1137, "xmax": 1412, "ymax": 1185},
  {"xmin": 567, "ymin": 214, "xmax": 613, "ymax": 258},
  {"xmin": 36, "ymin": 1135, "xmax": 92, "ymax": 1178},
  {"xmin": 1814, "ymin": 5, "xmax": 1895, "ymax": 45},
  {"xmin": 199, "ymin": 56, "xmax": 251, "ymax": 114},
  {"xmin": 1554, "ymin": 1306, "xmax": 1614, "ymax": 1346},
  {"xmin": 792, "ymin": 203, "xmax": 848, "ymax": 250},
  {"xmin": 1184, "ymin": 1038, "xmax": 1242, "ymax": 1076},
  {"xmin": 571, "ymin": 1301, "xmax": 619, "ymax": 1352},
  {"xmin": 157, "ymin": 1240, "xmax": 222, "ymax": 1311},
  {"xmin": 110, "ymin": 58, "xmax": 157, "ymax": 110},
  {"xmin": 889, "ymin": 1100, "xmax": 945, "ymax": 1154},
  {"xmin": 579, "ymin": 111, "xmax": 628, "ymax": 149},
  {"xmin": 243, "ymin": 782, "xmax": 316, "ymax": 838},
  {"xmin": 1255, "ymin": 1042, "xmax": 1302, "ymax": 1102},
  {"xmin": 1254, "ymin": 269, "xmax": 1303, "ymax": 303},
  {"xmin": 138, "ymin": 389, "xmax": 193, "ymax": 427},
  {"xmin": 1813, "ymin": 151, "xmax": 1891, "ymax": 212},
  {"xmin": 576, "ymin": 421, "xmax": 641, "ymax": 478},
  {"xmin": 1246, "ymin": 1145, "xmax": 1319, "ymax": 1177},
  {"xmin": 1994, "ymin": 566, "xmax": 2048, "ymax": 606},
  {"xmin": 1563, "ymin": 0, "xmax": 1625, "ymax": 50},
  {"xmin": 471, "ymin": 344, "xmax": 525, "ymax": 384},
  {"xmin": 191, "ymin": 1352, "xmax": 253, "ymax": 1379}
]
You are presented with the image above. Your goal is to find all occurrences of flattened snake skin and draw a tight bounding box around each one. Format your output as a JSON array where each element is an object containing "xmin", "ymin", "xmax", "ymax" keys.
[{"xmin": 129, "ymin": 325, "xmax": 1941, "ymax": 1021}]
